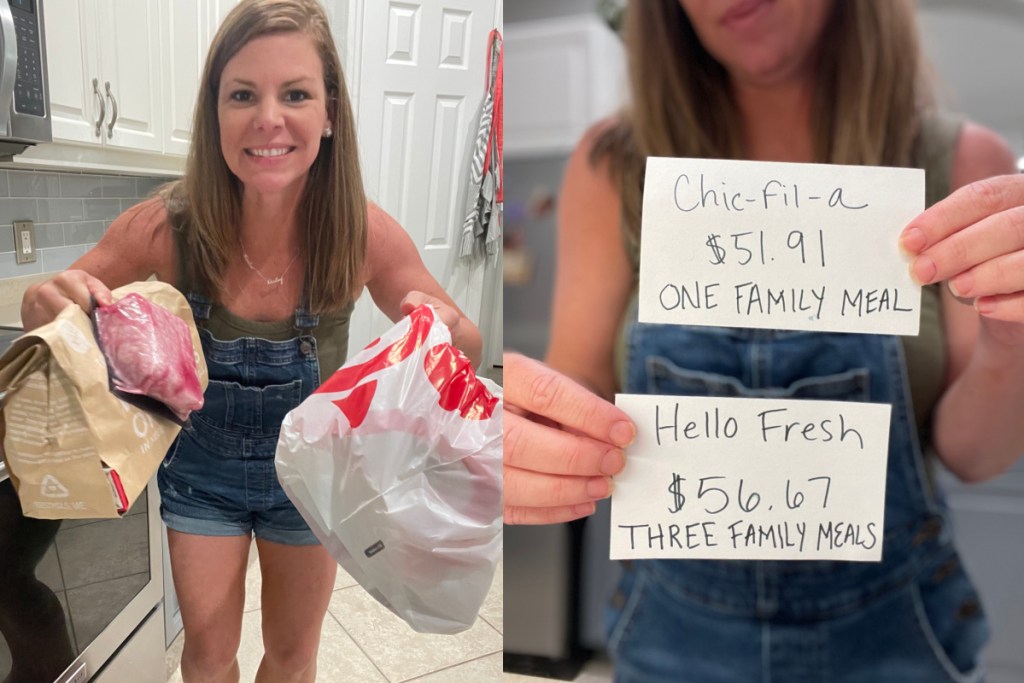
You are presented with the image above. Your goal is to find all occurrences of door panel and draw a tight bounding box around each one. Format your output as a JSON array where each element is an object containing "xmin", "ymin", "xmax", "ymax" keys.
[{"xmin": 350, "ymin": 0, "xmax": 498, "ymax": 353}]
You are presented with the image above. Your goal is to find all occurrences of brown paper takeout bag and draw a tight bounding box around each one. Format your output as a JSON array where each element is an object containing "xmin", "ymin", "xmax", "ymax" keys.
[{"xmin": 0, "ymin": 281, "xmax": 208, "ymax": 519}]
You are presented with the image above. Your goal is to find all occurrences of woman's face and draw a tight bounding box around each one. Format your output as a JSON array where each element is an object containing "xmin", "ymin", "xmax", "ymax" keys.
[
  {"xmin": 678, "ymin": 0, "xmax": 835, "ymax": 87},
  {"xmin": 217, "ymin": 32, "xmax": 330, "ymax": 197}
]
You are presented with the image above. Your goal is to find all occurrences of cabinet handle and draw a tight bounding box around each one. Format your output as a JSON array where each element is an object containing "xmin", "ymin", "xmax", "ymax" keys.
[
  {"xmin": 105, "ymin": 81, "xmax": 118, "ymax": 137},
  {"xmin": 92, "ymin": 78, "xmax": 106, "ymax": 138}
]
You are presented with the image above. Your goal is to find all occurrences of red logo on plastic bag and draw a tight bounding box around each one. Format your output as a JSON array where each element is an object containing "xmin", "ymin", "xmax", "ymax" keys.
[
  {"xmin": 316, "ymin": 305, "xmax": 497, "ymax": 426},
  {"xmin": 424, "ymin": 344, "xmax": 498, "ymax": 420}
]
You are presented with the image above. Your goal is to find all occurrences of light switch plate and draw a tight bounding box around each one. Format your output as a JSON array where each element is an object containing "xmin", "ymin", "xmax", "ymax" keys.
[{"xmin": 13, "ymin": 220, "xmax": 36, "ymax": 264}]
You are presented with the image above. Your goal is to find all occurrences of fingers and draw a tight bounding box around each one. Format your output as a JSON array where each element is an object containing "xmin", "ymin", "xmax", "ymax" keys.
[
  {"xmin": 21, "ymin": 271, "xmax": 113, "ymax": 331},
  {"xmin": 505, "ymin": 410, "xmax": 624, "ymax": 476},
  {"xmin": 83, "ymin": 274, "xmax": 114, "ymax": 307},
  {"xmin": 505, "ymin": 465, "xmax": 612, "ymax": 506},
  {"xmin": 505, "ymin": 502, "xmax": 597, "ymax": 525},
  {"xmin": 905, "ymin": 204, "xmax": 1024, "ymax": 288},
  {"xmin": 399, "ymin": 290, "xmax": 427, "ymax": 314},
  {"xmin": 400, "ymin": 291, "xmax": 459, "ymax": 328},
  {"xmin": 502, "ymin": 353, "xmax": 635, "ymax": 525},
  {"xmin": 504, "ymin": 352, "xmax": 636, "ymax": 448},
  {"xmin": 974, "ymin": 290, "xmax": 1024, "ymax": 322},
  {"xmin": 902, "ymin": 174, "xmax": 1024, "ymax": 255},
  {"xmin": 900, "ymin": 176, "xmax": 1024, "ymax": 321},
  {"xmin": 948, "ymin": 249, "xmax": 1024, "ymax": 301},
  {"xmin": 503, "ymin": 464, "xmax": 610, "ymax": 525}
]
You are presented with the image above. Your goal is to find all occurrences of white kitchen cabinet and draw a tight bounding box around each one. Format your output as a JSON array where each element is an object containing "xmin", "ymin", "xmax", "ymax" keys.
[
  {"xmin": 45, "ymin": 0, "xmax": 162, "ymax": 154},
  {"xmin": 158, "ymin": 0, "xmax": 239, "ymax": 157},
  {"xmin": 505, "ymin": 15, "xmax": 625, "ymax": 159},
  {"xmin": 159, "ymin": 0, "xmax": 203, "ymax": 157}
]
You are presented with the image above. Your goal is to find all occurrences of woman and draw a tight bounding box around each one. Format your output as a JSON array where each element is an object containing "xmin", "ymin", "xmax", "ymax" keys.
[
  {"xmin": 504, "ymin": 1, "xmax": 1024, "ymax": 681},
  {"xmin": 21, "ymin": 1, "xmax": 481, "ymax": 682}
]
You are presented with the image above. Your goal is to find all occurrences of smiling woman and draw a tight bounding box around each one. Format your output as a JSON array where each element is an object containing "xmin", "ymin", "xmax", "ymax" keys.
[
  {"xmin": 17, "ymin": 1, "xmax": 482, "ymax": 682},
  {"xmin": 217, "ymin": 34, "xmax": 332, "ymax": 198}
]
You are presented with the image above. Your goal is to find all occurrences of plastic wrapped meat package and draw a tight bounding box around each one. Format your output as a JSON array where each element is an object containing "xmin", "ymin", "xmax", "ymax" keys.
[
  {"xmin": 275, "ymin": 304, "xmax": 501, "ymax": 634},
  {"xmin": 0, "ymin": 281, "xmax": 207, "ymax": 518},
  {"xmin": 93, "ymin": 292, "xmax": 204, "ymax": 422}
]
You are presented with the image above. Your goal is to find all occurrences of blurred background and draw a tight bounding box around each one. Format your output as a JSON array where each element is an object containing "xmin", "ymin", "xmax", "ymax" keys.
[{"xmin": 502, "ymin": 1, "xmax": 1024, "ymax": 681}]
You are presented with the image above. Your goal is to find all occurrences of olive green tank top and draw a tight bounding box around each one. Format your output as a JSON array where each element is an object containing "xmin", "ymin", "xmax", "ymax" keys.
[
  {"xmin": 170, "ymin": 227, "xmax": 355, "ymax": 383},
  {"xmin": 615, "ymin": 110, "xmax": 963, "ymax": 435}
]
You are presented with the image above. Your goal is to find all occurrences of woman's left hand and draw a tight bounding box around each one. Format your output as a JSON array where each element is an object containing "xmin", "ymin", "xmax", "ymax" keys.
[{"xmin": 902, "ymin": 174, "xmax": 1024, "ymax": 346}]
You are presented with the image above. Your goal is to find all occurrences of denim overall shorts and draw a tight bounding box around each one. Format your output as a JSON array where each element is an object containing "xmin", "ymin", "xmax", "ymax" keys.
[
  {"xmin": 607, "ymin": 324, "xmax": 989, "ymax": 683},
  {"xmin": 157, "ymin": 291, "xmax": 322, "ymax": 546}
]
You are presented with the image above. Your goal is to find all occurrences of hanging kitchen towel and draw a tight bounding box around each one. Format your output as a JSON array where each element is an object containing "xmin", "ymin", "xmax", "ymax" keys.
[{"xmin": 459, "ymin": 29, "xmax": 503, "ymax": 259}]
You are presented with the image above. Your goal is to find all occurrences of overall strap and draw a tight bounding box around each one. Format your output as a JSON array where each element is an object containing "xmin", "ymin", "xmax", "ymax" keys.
[
  {"xmin": 185, "ymin": 291, "xmax": 213, "ymax": 325},
  {"xmin": 293, "ymin": 288, "xmax": 319, "ymax": 332}
]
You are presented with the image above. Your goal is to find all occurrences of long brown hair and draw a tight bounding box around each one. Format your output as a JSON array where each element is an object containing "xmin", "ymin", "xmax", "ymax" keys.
[
  {"xmin": 163, "ymin": 0, "xmax": 366, "ymax": 313},
  {"xmin": 598, "ymin": 0, "xmax": 930, "ymax": 240}
]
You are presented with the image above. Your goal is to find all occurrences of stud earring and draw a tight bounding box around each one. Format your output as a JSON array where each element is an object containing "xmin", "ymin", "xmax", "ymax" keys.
[{"xmin": 323, "ymin": 127, "xmax": 333, "ymax": 138}]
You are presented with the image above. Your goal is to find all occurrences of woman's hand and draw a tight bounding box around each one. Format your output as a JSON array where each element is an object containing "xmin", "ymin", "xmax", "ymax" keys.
[
  {"xmin": 400, "ymin": 290, "xmax": 461, "ymax": 329},
  {"xmin": 21, "ymin": 270, "xmax": 114, "ymax": 332},
  {"xmin": 399, "ymin": 290, "xmax": 482, "ymax": 363},
  {"xmin": 504, "ymin": 352, "xmax": 635, "ymax": 525},
  {"xmin": 902, "ymin": 174, "xmax": 1024, "ymax": 346}
]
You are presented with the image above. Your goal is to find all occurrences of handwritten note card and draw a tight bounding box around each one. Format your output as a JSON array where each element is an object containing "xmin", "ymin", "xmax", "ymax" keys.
[
  {"xmin": 610, "ymin": 395, "xmax": 891, "ymax": 561},
  {"xmin": 639, "ymin": 158, "xmax": 924, "ymax": 334}
]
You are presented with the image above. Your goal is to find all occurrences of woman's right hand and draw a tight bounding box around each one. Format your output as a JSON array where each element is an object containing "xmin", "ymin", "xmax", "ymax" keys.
[
  {"xmin": 503, "ymin": 352, "xmax": 636, "ymax": 525},
  {"xmin": 21, "ymin": 270, "xmax": 114, "ymax": 332}
]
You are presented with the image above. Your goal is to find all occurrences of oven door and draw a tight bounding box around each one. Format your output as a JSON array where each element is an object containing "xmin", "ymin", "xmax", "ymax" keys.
[{"xmin": 0, "ymin": 475, "xmax": 164, "ymax": 683}]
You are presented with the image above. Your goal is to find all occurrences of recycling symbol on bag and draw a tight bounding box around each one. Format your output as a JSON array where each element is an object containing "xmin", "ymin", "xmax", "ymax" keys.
[
  {"xmin": 40, "ymin": 474, "xmax": 70, "ymax": 498},
  {"xmin": 316, "ymin": 305, "xmax": 498, "ymax": 427}
]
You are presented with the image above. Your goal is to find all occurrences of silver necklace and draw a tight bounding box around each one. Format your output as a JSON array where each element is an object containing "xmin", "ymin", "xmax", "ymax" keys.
[{"xmin": 241, "ymin": 245, "xmax": 299, "ymax": 286}]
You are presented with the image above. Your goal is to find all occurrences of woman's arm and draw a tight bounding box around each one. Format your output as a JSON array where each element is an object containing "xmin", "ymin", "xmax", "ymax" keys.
[
  {"xmin": 545, "ymin": 125, "xmax": 635, "ymax": 398},
  {"xmin": 363, "ymin": 203, "xmax": 483, "ymax": 366},
  {"xmin": 21, "ymin": 198, "xmax": 174, "ymax": 331},
  {"xmin": 902, "ymin": 122, "xmax": 1024, "ymax": 481}
]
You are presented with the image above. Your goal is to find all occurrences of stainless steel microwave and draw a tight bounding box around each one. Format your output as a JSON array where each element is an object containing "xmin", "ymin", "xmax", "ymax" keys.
[{"xmin": 0, "ymin": 0, "xmax": 50, "ymax": 160}]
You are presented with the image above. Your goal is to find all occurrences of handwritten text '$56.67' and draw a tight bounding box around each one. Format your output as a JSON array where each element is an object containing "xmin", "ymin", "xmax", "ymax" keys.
[{"xmin": 667, "ymin": 474, "xmax": 832, "ymax": 515}]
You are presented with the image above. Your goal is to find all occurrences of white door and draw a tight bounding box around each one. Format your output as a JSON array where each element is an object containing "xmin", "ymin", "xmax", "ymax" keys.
[
  {"xmin": 44, "ymin": 0, "xmax": 103, "ymax": 146},
  {"xmin": 97, "ymin": 0, "xmax": 162, "ymax": 152},
  {"xmin": 346, "ymin": 0, "xmax": 500, "ymax": 355}
]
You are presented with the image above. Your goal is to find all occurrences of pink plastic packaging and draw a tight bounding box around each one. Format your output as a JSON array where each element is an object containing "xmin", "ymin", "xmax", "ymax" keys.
[{"xmin": 93, "ymin": 292, "xmax": 205, "ymax": 421}]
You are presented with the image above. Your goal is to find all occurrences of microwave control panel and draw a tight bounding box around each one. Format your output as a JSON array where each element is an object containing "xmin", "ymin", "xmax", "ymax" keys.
[{"xmin": 11, "ymin": 0, "xmax": 44, "ymax": 118}]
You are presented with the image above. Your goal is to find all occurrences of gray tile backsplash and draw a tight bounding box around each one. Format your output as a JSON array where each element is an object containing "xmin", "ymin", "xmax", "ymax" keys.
[{"xmin": 0, "ymin": 169, "xmax": 173, "ymax": 280}]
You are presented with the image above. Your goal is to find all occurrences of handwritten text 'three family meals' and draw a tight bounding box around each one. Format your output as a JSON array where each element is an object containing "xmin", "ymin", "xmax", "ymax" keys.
[{"xmin": 610, "ymin": 395, "xmax": 891, "ymax": 562}]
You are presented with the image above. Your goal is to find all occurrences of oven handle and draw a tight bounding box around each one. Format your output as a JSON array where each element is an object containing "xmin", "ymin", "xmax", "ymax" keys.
[{"xmin": 0, "ymin": 0, "xmax": 17, "ymax": 134}]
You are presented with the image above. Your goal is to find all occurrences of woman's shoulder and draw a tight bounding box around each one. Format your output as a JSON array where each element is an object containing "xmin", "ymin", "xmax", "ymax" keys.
[
  {"xmin": 950, "ymin": 119, "xmax": 1017, "ymax": 189},
  {"xmin": 363, "ymin": 201, "xmax": 411, "ymax": 282},
  {"xmin": 103, "ymin": 196, "xmax": 177, "ymax": 282},
  {"xmin": 565, "ymin": 117, "xmax": 627, "ymax": 196}
]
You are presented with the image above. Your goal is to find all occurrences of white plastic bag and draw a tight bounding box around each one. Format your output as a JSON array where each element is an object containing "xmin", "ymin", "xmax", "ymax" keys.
[{"xmin": 275, "ymin": 304, "xmax": 502, "ymax": 634}]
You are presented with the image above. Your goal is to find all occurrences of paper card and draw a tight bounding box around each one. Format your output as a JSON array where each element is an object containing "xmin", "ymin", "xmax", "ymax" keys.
[
  {"xmin": 610, "ymin": 394, "xmax": 891, "ymax": 561},
  {"xmin": 638, "ymin": 157, "xmax": 924, "ymax": 334}
]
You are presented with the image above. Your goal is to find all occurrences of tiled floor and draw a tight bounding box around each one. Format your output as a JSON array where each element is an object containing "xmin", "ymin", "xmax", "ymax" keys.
[{"xmin": 165, "ymin": 540, "xmax": 503, "ymax": 682}]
